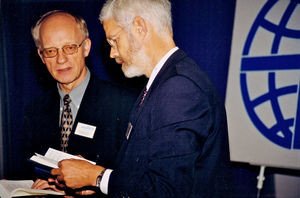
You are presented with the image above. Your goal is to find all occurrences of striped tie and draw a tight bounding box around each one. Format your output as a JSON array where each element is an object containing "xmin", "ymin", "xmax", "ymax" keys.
[
  {"xmin": 60, "ymin": 94, "xmax": 73, "ymax": 152},
  {"xmin": 139, "ymin": 88, "xmax": 148, "ymax": 107}
]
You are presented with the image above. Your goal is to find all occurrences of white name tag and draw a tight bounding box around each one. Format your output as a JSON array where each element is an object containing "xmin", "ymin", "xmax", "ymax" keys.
[{"xmin": 74, "ymin": 122, "xmax": 96, "ymax": 139}]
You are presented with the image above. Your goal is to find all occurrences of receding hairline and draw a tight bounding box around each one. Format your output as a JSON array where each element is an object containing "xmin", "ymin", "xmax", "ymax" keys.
[
  {"xmin": 40, "ymin": 13, "xmax": 77, "ymax": 30},
  {"xmin": 43, "ymin": 12, "xmax": 74, "ymax": 22},
  {"xmin": 32, "ymin": 10, "xmax": 89, "ymax": 48},
  {"xmin": 39, "ymin": 12, "xmax": 81, "ymax": 33}
]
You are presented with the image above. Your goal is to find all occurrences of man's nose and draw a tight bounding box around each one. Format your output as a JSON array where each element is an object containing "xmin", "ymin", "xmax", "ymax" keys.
[
  {"xmin": 56, "ymin": 49, "xmax": 68, "ymax": 64},
  {"xmin": 110, "ymin": 47, "xmax": 119, "ymax": 59}
]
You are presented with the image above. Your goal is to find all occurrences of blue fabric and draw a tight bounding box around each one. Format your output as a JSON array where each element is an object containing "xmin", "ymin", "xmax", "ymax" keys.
[{"xmin": 108, "ymin": 50, "xmax": 233, "ymax": 198}]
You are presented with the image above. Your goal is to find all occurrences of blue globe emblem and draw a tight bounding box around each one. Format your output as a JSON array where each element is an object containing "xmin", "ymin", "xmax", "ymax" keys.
[{"xmin": 240, "ymin": 0, "xmax": 300, "ymax": 149}]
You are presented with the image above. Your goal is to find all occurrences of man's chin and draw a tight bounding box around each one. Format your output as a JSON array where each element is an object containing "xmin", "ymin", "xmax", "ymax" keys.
[
  {"xmin": 56, "ymin": 78, "xmax": 77, "ymax": 88},
  {"xmin": 122, "ymin": 65, "xmax": 144, "ymax": 78}
]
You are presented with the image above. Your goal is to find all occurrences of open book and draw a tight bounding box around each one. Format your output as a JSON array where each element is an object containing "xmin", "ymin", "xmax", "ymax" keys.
[
  {"xmin": 30, "ymin": 147, "xmax": 96, "ymax": 169},
  {"xmin": 0, "ymin": 180, "xmax": 63, "ymax": 197}
]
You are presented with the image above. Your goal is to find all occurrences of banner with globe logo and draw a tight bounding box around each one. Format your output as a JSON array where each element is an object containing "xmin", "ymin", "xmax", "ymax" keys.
[{"xmin": 226, "ymin": 0, "xmax": 300, "ymax": 169}]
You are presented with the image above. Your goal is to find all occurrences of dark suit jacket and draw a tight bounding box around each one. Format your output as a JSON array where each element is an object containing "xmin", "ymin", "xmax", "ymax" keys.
[
  {"xmin": 20, "ymin": 74, "xmax": 137, "ymax": 179},
  {"xmin": 108, "ymin": 50, "xmax": 233, "ymax": 198}
]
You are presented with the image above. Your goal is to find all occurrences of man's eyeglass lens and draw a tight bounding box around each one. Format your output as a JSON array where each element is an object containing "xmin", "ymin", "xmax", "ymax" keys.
[{"xmin": 41, "ymin": 39, "xmax": 85, "ymax": 58}]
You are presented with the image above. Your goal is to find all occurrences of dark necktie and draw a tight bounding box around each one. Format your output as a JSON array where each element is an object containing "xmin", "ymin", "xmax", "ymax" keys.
[
  {"xmin": 60, "ymin": 94, "xmax": 73, "ymax": 152},
  {"xmin": 139, "ymin": 88, "xmax": 148, "ymax": 107}
]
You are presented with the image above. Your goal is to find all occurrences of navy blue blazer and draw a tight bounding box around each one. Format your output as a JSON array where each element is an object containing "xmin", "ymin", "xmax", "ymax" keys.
[
  {"xmin": 18, "ymin": 74, "xmax": 137, "ymax": 179},
  {"xmin": 108, "ymin": 50, "xmax": 233, "ymax": 198}
]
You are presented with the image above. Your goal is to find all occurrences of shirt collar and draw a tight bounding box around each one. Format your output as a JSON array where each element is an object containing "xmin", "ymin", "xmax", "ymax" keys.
[
  {"xmin": 146, "ymin": 47, "xmax": 179, "ymax": 90},
  {"xmin": 58, "ymin": 67, "xmax": 91, "ymax": 109}
]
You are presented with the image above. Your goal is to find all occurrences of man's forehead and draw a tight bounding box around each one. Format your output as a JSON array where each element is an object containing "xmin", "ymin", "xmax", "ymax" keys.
[
  {"xmin": 40, "ymin": 14, "xmax": 80, "ymax": 35},
  {"xmin": 103, "ymin": 19, "xmax": 120, "ymax": 35},
  {"xmin": 41, "ymin": 14, "xmax": 75, "ymax": 28},
  {"xmin": 39, "ymin": 14, "xmax": 81, "ymax": 45}
]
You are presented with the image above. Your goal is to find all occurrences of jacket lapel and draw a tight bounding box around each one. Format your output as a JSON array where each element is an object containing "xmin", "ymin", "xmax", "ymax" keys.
[
  {"xmin": 115, "ymin": 50, "xmax": 187, "ymax": 167},
  {"xmin": 130, "ymin": 49, "xmax": 187, "ymax": 126}
]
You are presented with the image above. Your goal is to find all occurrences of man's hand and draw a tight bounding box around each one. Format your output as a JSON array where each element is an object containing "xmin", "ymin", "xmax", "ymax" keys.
[
  {"xmin": 51, "ymin": 159, "xmax": 105, "ymax": 189},
  {"xmin": 32, "ymin": 178, "xmax": 66, "ymax": 194}
]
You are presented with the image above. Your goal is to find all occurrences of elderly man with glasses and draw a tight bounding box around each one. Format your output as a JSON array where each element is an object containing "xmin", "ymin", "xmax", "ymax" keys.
[{"xmin": 21, "ymin": 10, "xmax": 137, "ymax": 195}]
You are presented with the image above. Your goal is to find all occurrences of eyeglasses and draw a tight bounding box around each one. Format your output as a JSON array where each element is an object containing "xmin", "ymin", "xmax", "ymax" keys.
[
  {"xmin": 107, "ymin": 27, "xmax": 125, "ymax": 50},
  {"xmin": 40, "ymin": 39, "xmax": 86, "ymax": 58},
  {"xmin": 107, "ymin": 22, "xmax": 132, "ymax": 49}
]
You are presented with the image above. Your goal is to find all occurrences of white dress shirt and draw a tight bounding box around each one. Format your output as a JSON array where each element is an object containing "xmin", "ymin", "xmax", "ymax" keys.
[{"xmin": 58, "ymin": 68, "xmax": 90, "ymax": 125}]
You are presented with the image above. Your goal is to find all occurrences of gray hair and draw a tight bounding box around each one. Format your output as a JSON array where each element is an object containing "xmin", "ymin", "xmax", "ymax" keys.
[
  {"xmin": 99, "ymin": 0, "xmax": 173, "ymax": 37},
  {"xmin": 31, "ymin": 10, "xmax": 89, "ymax": 48}
]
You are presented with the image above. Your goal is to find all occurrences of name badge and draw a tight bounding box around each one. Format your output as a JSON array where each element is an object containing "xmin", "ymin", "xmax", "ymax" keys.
[
  {"xmin": 74, "ymin": 122, "xmax": 96, "ymax": 139},
  {"xmin": 125, "ymin": 122, "xmax": 133, "ymax": 140}
]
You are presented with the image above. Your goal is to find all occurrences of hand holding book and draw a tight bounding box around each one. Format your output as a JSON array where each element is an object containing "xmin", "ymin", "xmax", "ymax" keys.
[
  {"xmin": 29, "ymin": 147, "xmax": 96, "ymax": 179},
  {"xmin": 30, "ymin": 147, "xmax": 96, "ymax": 169}
]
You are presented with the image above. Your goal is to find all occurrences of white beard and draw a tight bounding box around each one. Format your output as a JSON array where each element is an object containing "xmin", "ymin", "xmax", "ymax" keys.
[
  {"xmin": 122, "ymin": 63, "xmax": 144, "ymax": 78},
  {"xmin": 121, "ymin": 33, "xmax": 151, "ymax": 78}
]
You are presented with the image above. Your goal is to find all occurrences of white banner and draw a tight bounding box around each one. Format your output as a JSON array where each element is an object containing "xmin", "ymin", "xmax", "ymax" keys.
[{"xmin": 226, "ymin": 0, "xmax": 300, "ymax": 170}]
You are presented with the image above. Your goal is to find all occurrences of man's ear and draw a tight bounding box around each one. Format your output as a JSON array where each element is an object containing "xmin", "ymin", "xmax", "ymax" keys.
[
  {"xmin": 83, "ymin": 38, "xmax": 91, "ymax": 57},
  {"xmin": 37, "ymin": 48, "xmax": 45, "ymax": 64},
  {"xmin": 132, "ymin": 16, "xmax": 147, "ymax": 38}
]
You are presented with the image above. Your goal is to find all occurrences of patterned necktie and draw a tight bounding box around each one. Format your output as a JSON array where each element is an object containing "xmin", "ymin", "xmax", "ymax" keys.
[
  {"xmin": 139, "ymin": 88, "xmax": 148, "ymax": 107},
  {"xmin": 60, "ymin": 94, "xmax": 73, "ymax": 152}
]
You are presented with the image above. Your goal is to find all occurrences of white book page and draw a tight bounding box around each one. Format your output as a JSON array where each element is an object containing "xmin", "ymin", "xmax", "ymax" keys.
[
  {"xmin": 12, "ymin": 188, "xmax": 63, "ymax": 197},
  {"xmin": 0, "ymin": 180, "xmax": 63, "ymax": 197},
  {"xmin": 0, "ymin": 180, "xmax": 33, "ymax": 195},
  {"xmin": 44, "ymin": 148, "xmax": 96, "ymax": 165},
  {"xmin": 30, "ymin": 153, "xmax": 58, "ymax": 168},
  {"xmin": 30, "ymin": 148, "xmax": 96, "ymax": 170}
]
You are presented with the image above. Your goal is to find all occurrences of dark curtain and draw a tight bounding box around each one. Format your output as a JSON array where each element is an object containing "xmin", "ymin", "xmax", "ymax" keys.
[{"xmin": 0, "ymin": 0, "xmax": 275, "ymax": 197}]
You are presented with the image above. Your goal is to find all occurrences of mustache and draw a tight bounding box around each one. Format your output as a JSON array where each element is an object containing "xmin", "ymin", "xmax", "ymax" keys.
[{"xmin": 115, "ymin": 57, "xmax": 123, "ymax": 64}]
